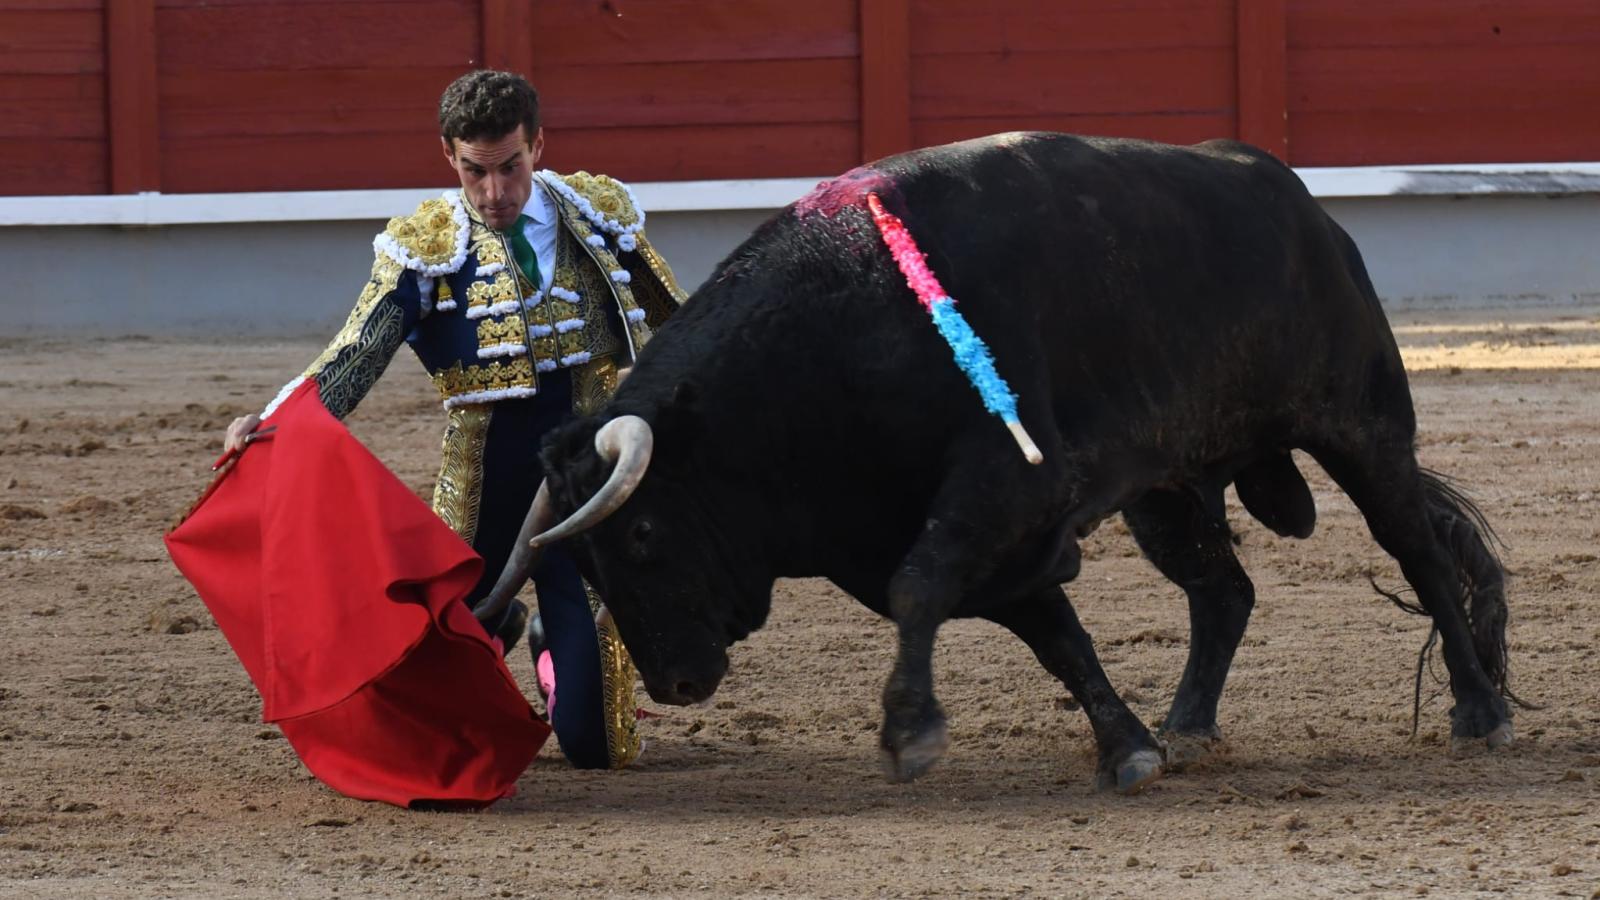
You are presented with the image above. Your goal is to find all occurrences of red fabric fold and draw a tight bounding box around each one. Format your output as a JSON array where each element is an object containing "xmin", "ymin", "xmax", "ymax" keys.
[{"xmin": 165, "ymin": 381, "xmax": 548, "ymax": 808}]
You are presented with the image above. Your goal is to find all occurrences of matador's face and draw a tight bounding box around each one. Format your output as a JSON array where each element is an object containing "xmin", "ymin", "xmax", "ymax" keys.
[{"xmin": 442, "ymin": 125, "xmax": 544, "ymax": 232}]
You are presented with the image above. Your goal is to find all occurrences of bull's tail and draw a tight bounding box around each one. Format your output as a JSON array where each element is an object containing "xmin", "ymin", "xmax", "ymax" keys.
[
  {"xmin": 1418, "ymin": 468, "xmax": 1511, "ymax": 696},
  {"xmin": 1371, "ymin": 470, "xmax": 1534, "ymax": 731}
]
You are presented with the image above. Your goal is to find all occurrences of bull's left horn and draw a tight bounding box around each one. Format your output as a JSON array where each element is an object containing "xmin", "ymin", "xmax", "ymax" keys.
[
  {"xmin": 472, "ymin": 479, "xmax": 557, "ymax": 627},
  {"xmin": 530, "ymin": 415, "xmax": 654, "ymax": 547}
]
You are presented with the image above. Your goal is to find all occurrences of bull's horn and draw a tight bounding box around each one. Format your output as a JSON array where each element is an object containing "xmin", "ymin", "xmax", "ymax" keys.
[
  {"xmin": 530, "ymin": 415, "xmax": 654, "ymax": 548},
  {"xmin": 472, "ymin": 479, "xmax": 557, "ymax": 626}
]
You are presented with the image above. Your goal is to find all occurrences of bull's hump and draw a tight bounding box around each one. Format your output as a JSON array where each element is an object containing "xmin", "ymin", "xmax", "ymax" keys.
[{"xmin": 793, "ymin": 167, "xmax": 896, "ymax": 219}]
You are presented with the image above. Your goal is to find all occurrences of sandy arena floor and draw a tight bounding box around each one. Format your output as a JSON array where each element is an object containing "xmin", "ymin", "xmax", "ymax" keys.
[{"xmin": 1, "ymin": 308, "xmax": 1598, "ymax": 898}]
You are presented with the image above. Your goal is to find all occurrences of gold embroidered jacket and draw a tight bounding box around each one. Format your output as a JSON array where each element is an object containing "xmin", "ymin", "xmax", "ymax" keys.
[{"xmin": 268, "ymin": 171, "xmax": 685, "ymax": 420}]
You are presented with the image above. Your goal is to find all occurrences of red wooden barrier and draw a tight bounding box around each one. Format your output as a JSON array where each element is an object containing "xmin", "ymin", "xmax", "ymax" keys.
[
  {"xmin": 908, "ymin": 0, "xmax": 1237, "ymax": 150},
  {"xmin": 1288, "ymin": 0, "xmax": 1600, "ymax": 165},
  {"xmin": 0, "ymin": 0, "xmax": 1595, "ymax": 196},
  {"xmin": 0, "ymin": 0, "xmax": 107, "ymax": 195},
  {"xmin": 108, "ymin": 0, "xmax": 158, "ymax": 193}
]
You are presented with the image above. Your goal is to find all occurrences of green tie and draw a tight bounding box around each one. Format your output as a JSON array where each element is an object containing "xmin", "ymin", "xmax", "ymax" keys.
[{"xmin": 505, "ymin": 214, "xmax": 540, "ymax": 290}]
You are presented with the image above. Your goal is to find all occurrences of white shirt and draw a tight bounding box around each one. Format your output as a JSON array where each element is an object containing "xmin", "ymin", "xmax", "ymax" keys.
[{"xmin": 519, "ymin": 176, "xmax": 558, "ymax": 295}]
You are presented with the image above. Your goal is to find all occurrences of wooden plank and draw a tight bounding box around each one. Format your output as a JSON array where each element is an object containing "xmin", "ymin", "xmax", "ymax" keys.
[
  {"xmin": 159, "ymin": 123, "xmax": 859, "ymax": 191},
  {"xmin": 1290, "ymin": 45, "xmax": 1600, "ymax": 112},
  {"xmin": 914, "ymin": 112, "xmax": 1235, "ymax": 148},
  {"xmin": 526, "ymin": 0, "xmax": 857, "ymax": 65},
  {"xmin": 860, "ymin": 0, "xmax": 911, "ymax": 162},
  {"xmin": 912, "ymin": 0, "xmax": 1234, "ymax": 53},
  {"xmin": 538, "ymin": 58, "xmax": 857, "ymax": 129},
  {"xmin": 161, "ymin": 131, "xmax": 442, "ymax": 192},
  {"xmin": 911, "ymin": 48, "xmax": 1233, "ymax": 118},
  {"xmin": 1290, "ymin": 0, "xmax": 1600, "ymax": 49},
  {"xmin": 157, "ymin": 58, "xmax": 855, "ymax": 139},
  {"xmin": 107, "ymin": 0, "xmax": 159, "ymax": 193},
  {"xmin": 480, "ymin": 0, "xmax": 531, "ymax": 75},
  {"xmin": 159, "ymin": 66, "xmax": 464, "ymax": 138},
  {"xmin": 1236, "ymin": 0, "xmax": 1287, "ymax": 159},
  {"xmin": 155, "ymin": 1, "xmax": 476, "ymax": 72},
  {"xmin": 0, "ymin": 9, "xmax": 104, "ymax": 75},
  {"xmin": 0, "ymin": 138, "xmax": 106, "ymax": 196},
  {"xmin": 1289, "ymin": 108, "xmax": 1600, "ymax": 165},
  {"xmin": 0, "ymin": 0, "xmax": 100, "ymax": 10},
  {"xmin": 0, "ymin": 74, "xmax": 105, "ymax": 138},
  {"xmin": 156, "ymin": 0, "xmax": 452, "ymax": 6},
  {"xmin": 544, "ymin": 123, "xmax": 860, "ymax": 182}
]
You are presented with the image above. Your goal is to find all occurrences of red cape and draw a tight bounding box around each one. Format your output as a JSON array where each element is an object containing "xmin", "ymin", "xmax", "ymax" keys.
[{"xmin": 165, "ymin": 381, "xmax": 548, "ymax": 808}]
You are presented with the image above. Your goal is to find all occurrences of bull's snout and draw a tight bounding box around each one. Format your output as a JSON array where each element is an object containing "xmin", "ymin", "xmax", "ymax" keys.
[{"xmin": 642, "ymin": 661, "xmax": 726, "ymax": 707}]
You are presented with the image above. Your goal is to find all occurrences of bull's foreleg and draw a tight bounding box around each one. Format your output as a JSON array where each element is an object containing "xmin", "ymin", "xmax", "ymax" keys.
[
  {"xmin": 986, "ymin": 589, "xmax": 1166, "ymax": 794},
  {"xmin": 1123, "ymin": 486, "xmax": 1256, "ymax": 767},
  {"xmin": 880, "ymin": 560, "xmax": 958, "ymax": 783},
  {"xmin": 879, "ymin": 459, "xmax": 1034, "ymax": 782}
]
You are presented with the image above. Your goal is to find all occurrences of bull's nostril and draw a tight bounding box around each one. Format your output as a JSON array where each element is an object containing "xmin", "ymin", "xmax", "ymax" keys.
[{"xmin": 674, "ymin": 681, "xmax": 697, "ymax": 700}]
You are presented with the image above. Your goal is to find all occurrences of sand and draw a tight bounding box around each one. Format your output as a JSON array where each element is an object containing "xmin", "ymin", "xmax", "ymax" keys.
[{"xmin": 1, "ymin": 309, "xmax": 1597, "ymax": 898}]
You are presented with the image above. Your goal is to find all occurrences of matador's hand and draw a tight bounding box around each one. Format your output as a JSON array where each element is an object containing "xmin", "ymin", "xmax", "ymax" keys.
[{"xmin": 224, "ymin": 414, "xmax": 262, "ymax": 453}]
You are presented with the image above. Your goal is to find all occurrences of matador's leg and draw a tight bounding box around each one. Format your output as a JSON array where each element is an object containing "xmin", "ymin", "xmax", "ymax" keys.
[
  {"xmin": 431, "ymin": 402, "xmax": 529, "ymax": 648},
  {"xmin": 429, "ymin": 366, "xmax": 640, "ymax": 769},
  {"xmin": 536, "ymin": 357, "xmax": 642, "ymax": 769}
]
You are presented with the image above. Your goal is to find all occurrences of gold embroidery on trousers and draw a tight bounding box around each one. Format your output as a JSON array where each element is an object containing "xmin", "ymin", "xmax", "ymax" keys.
[
  {"xmin": 572, "ymin": 358, "xmax": 637, "ymax": 768},
  {"xmin": 585, "ymin": 582, "xmax": 643, "ymax": 769},
  {"xmin": 432, "ymin": 405, "xmax": 492, "ymax": 543},
  {"xmin": 571, "ymin": 357, "xmax": 619, "ymax": 417}
]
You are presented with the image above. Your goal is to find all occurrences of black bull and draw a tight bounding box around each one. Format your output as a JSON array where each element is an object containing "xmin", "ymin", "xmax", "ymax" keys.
[{"xmin": 482, "ymin": 132, "xmax": 1514, "ymax": 792}]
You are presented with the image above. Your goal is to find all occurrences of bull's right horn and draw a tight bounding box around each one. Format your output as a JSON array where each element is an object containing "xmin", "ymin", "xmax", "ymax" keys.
[{"xmin": 529, "ymin": 415, "xmax": 654, "ymax": 548}]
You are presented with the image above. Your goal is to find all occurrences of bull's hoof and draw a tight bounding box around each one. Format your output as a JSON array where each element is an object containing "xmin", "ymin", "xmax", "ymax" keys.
[
  {"xmin": 881, "ymin": 719, "xmax": 950, "ymax": 783},
  {"xmin": 1449, "ymin": 720, "xmax": 1514, "ymax": 756},
  {"xmin": 1158, "ymin": 727, "xmax": 1222, "ymax": 772},
  {"xmin": 1095, "ymin": 748, "xmax": 1164, "ymax": 795}
]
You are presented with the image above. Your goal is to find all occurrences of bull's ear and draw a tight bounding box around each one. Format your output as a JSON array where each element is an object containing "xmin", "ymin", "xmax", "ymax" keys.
[
  {"xmin": 539, "ymin": 418, "xmax": 604, "ymax": 482},
  {"xmin": 670, "ymin": 379, "xmax": 700, "ymax": 412},
  {"xmin": 653, "ymin": 379, "xmax": 704, "ymax": 458}
]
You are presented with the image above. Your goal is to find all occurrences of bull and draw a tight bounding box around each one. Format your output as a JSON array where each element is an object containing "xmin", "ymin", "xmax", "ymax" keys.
[{"xmin": 477, "ymin": 132, "xmax": 1514, "ymax": 792}]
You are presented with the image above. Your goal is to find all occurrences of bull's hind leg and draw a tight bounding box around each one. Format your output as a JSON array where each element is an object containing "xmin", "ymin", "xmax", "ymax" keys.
[
  {"xmin": 1308, "ymin": 440, "xmax": 1513, "ymax": 751},
  {"xmin": 986, "ymin": 589, "xmax": 1166, "ymax": 793},
  {"xmin": 1122, "ymin": 485, "xmax": 1255, "ymax": 766}
]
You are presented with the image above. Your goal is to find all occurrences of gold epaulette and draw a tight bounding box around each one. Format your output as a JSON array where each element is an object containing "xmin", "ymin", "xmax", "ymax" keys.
[
  {"xmin": 552, "ymin": 171, "xmax": 645, "ymax": 235},
  {"xmin": 374, "ymin": 192, "xmax": 471, "ymax": 275},
  {"xmin": 540, "ymin": 169, "xmax": 646, "ymax": 241}
]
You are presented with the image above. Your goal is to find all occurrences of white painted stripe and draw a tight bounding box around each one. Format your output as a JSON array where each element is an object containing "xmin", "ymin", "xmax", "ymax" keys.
[{"xmin": 4, "ymin": 165, "xmax": 1599, "ymax": 227}]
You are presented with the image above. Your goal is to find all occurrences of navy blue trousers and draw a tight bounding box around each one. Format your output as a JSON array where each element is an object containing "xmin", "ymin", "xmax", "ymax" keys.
[{"xmin": 463, "ymin": 370, "xmax": 613, "ymax": 769}]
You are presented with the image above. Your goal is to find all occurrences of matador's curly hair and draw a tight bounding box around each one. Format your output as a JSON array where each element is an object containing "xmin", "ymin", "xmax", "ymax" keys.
[{"xmin": 438, "ymin": 69, "xmax": 540, "ymax": 147}]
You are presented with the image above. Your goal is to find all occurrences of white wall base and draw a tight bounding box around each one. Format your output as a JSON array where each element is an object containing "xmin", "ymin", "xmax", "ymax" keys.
[{"xmin": 2, "ymin": 179, "xmax": 1597, "ymax": 337}]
